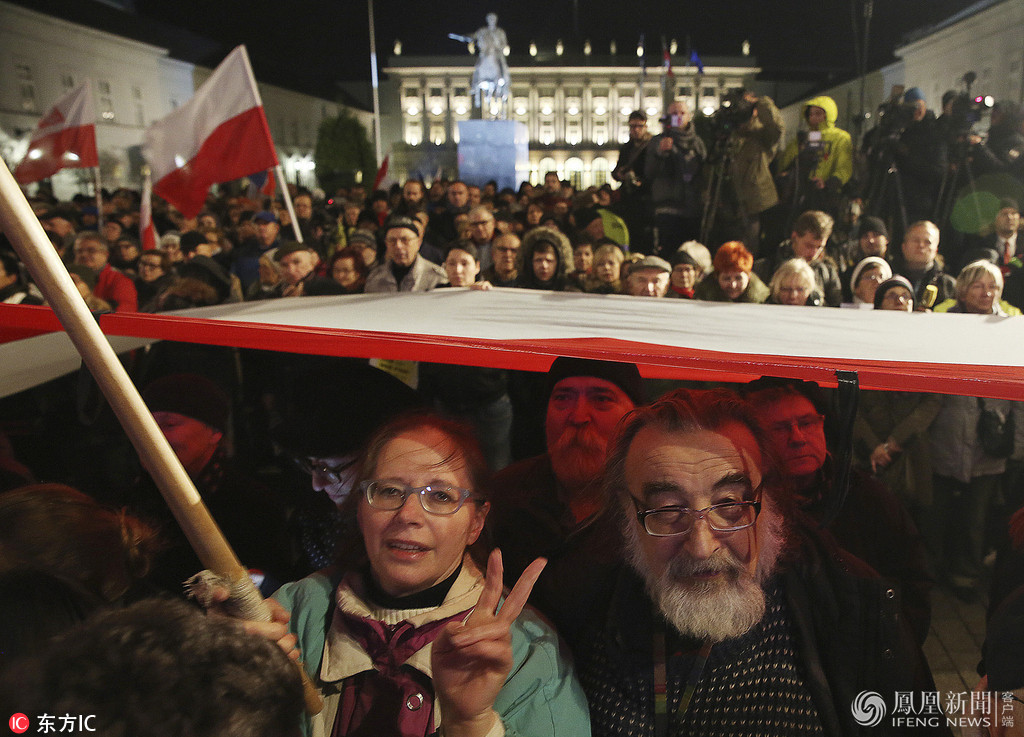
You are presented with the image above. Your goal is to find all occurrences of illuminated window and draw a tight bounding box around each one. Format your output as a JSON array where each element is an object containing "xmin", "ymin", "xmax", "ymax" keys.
[
  {"xmin": 539, "ymin": 123, "xmax": 554, "ymax": 145},
  {"xmin": 16, "ymin": 63, "xmax": 36, "ymax": 112},
  {"xmin": 592, "ymin": 157, "xmax": 610, "ymax": 186},
  {"xmin": 430, "ymin": 125, "xmax": 446, "ymax": 145},
  {"xmin": 405, "ymin": 124, "xmax": 422, "ymax": 146},
  {"xmin": 538, "ymin": 157, "xmax": 558, "ymax": 180},
  {"xmin": 564, "ymin": 157, "xmax": 584, "ymax": 189},
  {"xmin": 566, "ymin": 122, "xmax": 582, "ymax": 146}
]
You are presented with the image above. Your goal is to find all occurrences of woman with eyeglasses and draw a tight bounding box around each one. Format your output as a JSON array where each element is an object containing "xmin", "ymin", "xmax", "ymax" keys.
[
  {"xmin": 844, "ymin": 256, "xmax": 891, "ymax": 308},
  {"xmin": 933, "ymin": 258, "xmax": 1022, "ymax": 316},
  {"xmin": 260, "ymin": 411, "xmax": 590, "ymax": 737},
  {"xmin": 767, "ymin": 258, "xmax": 824, "ymax": 306},
  {"xmin": 873, "ymin": 275, "xmax": 917, "ymax": 312}
]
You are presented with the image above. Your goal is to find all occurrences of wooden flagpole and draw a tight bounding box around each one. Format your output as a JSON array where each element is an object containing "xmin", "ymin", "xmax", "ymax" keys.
[
  {"xmin": 275, "ymin": 163, "xmax": 304, "ymax": 243},
  {"xmin": 0, "ymin": 159, "xmax": 321, "ymax": 714}
]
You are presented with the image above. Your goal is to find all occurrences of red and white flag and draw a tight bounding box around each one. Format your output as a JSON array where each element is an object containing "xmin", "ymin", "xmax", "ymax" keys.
[
  {"xmin": 143, "ymin": 45, "xmax": 278, "ymax": 219},
  {"xmin": 13, "ymin": 82, "xmax": 99, "ymax": 184},
  {"xmin": 139, "ymin": 171, "xmax": 159, "ymax": 251}
]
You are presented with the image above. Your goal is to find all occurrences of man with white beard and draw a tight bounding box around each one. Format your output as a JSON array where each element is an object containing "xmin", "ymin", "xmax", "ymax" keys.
[
  {"xmin": 543, "ymin": 388, "xmax": 942, "ymax": 737},
  {"xmin": 488, "ymin": 357, "xmax": 641, "ymax": 584}
]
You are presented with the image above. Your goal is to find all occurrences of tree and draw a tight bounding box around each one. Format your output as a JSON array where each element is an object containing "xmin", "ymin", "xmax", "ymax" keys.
[{"xmin": 314, "ymin": 108, "xmax": 376, "ymax": 196}]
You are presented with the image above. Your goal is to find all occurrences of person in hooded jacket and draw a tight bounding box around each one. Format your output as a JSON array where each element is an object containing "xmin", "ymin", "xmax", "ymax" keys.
[
  {"xmin": 514, "ymin": 226, "xmax": 577, "ymax": 292},
  {"xmin": 778, "ymin": 95, "xmax": 853, "ymax": 221}
]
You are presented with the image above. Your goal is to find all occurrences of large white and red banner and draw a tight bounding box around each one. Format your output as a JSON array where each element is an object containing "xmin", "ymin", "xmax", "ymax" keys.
[
  {"xmin": 143, "ymin": 45, "xmax": 278, "ymax": 219},
  {"xmin": 13, "ymin": 83, "xmax": 99, "ymax": 184},
  {"xmin": 2, "ymin": 290, "xmax": 1022, "ymax": 400}
]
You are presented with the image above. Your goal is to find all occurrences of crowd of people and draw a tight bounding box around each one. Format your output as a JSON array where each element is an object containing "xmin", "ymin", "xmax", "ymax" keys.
[{"xmin": 1, "ymin": 84, "xmax": 1024, "ymax": 736}]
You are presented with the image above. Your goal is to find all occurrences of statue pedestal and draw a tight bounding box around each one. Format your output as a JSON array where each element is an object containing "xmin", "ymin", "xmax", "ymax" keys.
[{"xmin": 457, "ymin": 120, "xmax": 529, "ymax": 192}]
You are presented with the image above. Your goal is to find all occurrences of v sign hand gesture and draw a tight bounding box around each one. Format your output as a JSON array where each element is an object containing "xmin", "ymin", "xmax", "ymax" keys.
[{"xmin": 431, "ymin": 550, "xmax": 547, "ymax": 737}]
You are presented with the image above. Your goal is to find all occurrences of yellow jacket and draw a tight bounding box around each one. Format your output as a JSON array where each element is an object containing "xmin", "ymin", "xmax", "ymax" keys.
[{"xmin": 780, "ymin": 95, "xmax": 853, "ymax": 186}]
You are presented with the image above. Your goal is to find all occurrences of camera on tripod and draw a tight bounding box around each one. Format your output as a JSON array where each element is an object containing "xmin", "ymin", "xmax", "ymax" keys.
[
  {"xmin": 875, "ymin": 99, "xmax": 918, "ymax": 139},
  {"xmin": 709, "ymin": 89, "xmax": 756, "ymax": 141}
]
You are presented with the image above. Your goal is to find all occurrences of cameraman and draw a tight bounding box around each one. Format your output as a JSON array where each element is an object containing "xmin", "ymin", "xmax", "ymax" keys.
[
  {"xmin": 709, "ymin": 90, "xmax": 784, "ymax": 253},
  {"xmin": 893, "ymin": 87, "xmax": 948, "ymax": 226},
  {"xmin": 777, "ymin": 95, "xmax": 853, "ymax": 222},
  {"xmin": 644, "ymin": 100, "xmax": 706, "ymax": 254},
  {"xmin": 985, "ymin": 101, "xmax": 1024, "ymax": 182}
]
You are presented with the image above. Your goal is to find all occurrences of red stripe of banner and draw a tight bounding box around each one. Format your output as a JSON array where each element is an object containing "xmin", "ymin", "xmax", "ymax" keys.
[{"xmin": 152, "ymin": 107, "xmax": 277, "ymax": 219}]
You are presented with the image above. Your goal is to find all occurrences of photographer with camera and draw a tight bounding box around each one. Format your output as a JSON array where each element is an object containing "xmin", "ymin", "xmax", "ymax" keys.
[
  {"xmin": 644, "ymin": 100, "xmax": 706, "ymax": 255},
  {"xmin": 701, "ymin": 90, "xmax": 784, "ymax": 254},
  {"xmin": 612, "ymin": 110, "xmax": 653, "ymax": 253},
  {"xmin": 777, "ymin": 96, "xmax": 853, "ymax": 223},
  {"xmin": 894, "ymin": 88, "xmax": 948, "ymax": 227},
  {"xmin": 985, "ymin": 101, "xmax": 1024, "ymax": 182},
  {"xmin": 863, "ymin": 87, "xmax": 946, "ymax": 244}
]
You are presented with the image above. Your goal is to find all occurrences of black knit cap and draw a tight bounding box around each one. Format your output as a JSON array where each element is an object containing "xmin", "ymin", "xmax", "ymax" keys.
[
  {"xmin": 858, "ymin": 216, "xmax": 889, "ymax": 239},
  {"xmin": 546, "ymin": 357, "xmax": 643, "ymax": 406},
  {"xmin": 873, "ymin": 275, "xmax": 917, "ymax": 310},
  {"xmin": 384, "ymin": 215, "xmax": 420, "ymax": 238},
  {"xmin": 142, "ymin": 373, "xmax": 230, "ymax": 432}
]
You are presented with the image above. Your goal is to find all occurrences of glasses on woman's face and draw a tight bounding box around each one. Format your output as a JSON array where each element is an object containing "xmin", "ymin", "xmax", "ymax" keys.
[
  {"xmin": 360, "ymin": 480, "xmax": 479, "ymax": 515},
  {"xmin": 882, "ymin": 289, "xmax": 912, "ymax": 308},
  {"xmin": 631, "ymin": 495, "xmax": 762, "ymax": 537},
  {"xmin": 860, "ymin": 272, "xmax": 886, "ymax": 284}
]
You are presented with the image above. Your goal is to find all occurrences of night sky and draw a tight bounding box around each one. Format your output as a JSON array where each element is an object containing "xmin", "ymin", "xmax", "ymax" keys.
[{"xmin": 57, "ymin": 0, "xmax": 989, "ymax": 101}]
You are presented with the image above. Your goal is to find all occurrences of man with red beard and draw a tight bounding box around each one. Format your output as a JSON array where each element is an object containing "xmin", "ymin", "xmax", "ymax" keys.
[
  {"xmin": 488, "ymin": 357, "xmax": 641, "ymax": 584},
  {"xmin": 542, "ymin": 388, "xmax": 941, "ymax": 736}
]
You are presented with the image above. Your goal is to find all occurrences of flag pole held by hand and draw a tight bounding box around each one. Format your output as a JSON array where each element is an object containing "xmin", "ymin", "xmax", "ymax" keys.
[{"xmin": 0, "ymin": 160, "xmax": 323, "ymax": 715}]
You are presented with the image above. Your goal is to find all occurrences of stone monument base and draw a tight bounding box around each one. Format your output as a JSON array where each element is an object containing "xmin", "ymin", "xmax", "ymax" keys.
[{"xmin": 457, "ymin": 120, "xmax": 529, "ymax": 192}]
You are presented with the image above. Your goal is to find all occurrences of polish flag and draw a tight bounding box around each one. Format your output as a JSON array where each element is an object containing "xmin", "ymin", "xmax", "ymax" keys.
[
  {"xmin": 144, "ymin": 45, "xmax": 278, "ymax": 219},
  {"xmin": 140, "ymin": 171, "xmax": 159, "ymax": 251},
  {"xmin": 13, "ymin": 82, "xmax": 99, "ymax": 184}
]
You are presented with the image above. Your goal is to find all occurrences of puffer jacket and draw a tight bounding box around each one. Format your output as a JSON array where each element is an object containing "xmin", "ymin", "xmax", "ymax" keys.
[{"xmin": 780, "ymin": 95, "xmax": 854, "ymax": 187}]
